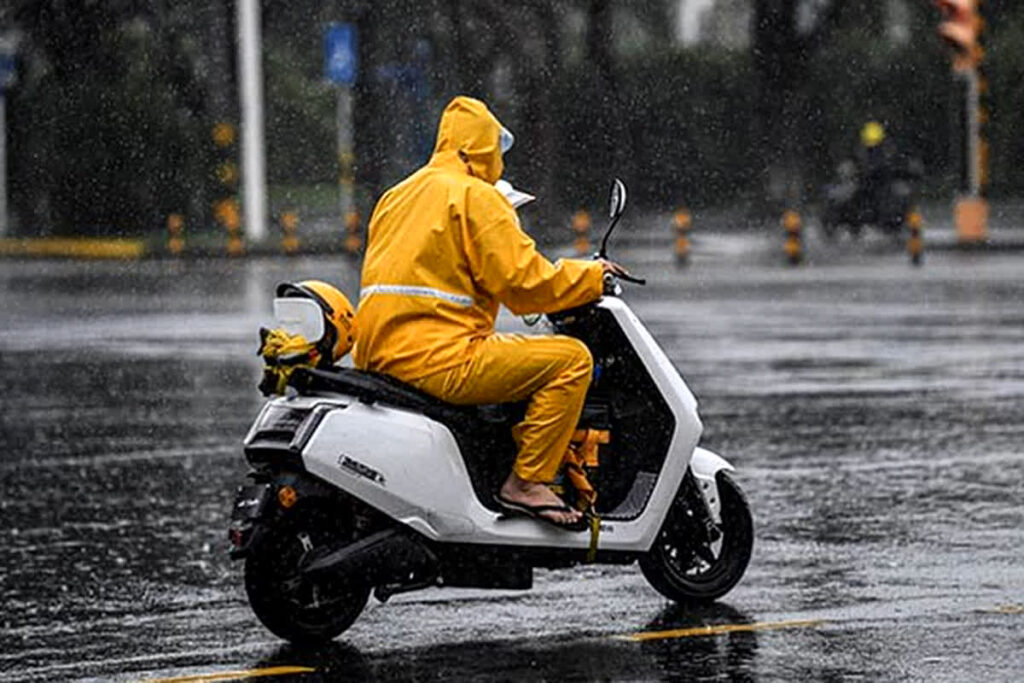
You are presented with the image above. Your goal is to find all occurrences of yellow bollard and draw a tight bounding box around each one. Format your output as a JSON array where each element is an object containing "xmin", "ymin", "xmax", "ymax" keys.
[
  {"xmin": 280, "ymin": 211, "xmax": 299, "ymax": 255},
  {"xmin": 344, "ymin": 211, "xmax": 362, "ymax": 254},
  {"xmin": 215, "ymin": 198, "xmax": 243, "ymax": 256},
  {"xmin": 906, "ymin": 208, "xmax": 923, "ymax": 266},
  {"xmin": 166, "ymin": 213, "xmax": 185, "ymax": 256},
  {"xmin": 673, "ymin": 208, "xmax": 692, "ymax": 263},
  {"xmin": 782, "ymin": 209, "xmax": 802, "ymax": 265},
  {"xmin": 572, "ymin": 210, "xmax": 591, "ymax": 256}
]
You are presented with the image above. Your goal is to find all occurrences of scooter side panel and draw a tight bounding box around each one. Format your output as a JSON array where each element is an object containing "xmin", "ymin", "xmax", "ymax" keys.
[
  {"xmin": 301, "ymin": 402, "xmax": 618, "ymax": 548},
  {"xmin": 301, "ymin": 402, "xmax": 481, "ymax": 540}
]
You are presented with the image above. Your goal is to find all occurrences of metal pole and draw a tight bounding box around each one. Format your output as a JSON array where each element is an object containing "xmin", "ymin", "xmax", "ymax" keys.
[
  {"xmin": 237, "ymin": 0, "xmax": 267, "ymax": 243},
  {"xmin": 954, "ymin": 66, "xmax": 987, "ymax": 245},
  {"xmin": 0, "ymin": 92, "xmax": 7, "ymax": 237},
  {"xmin": 965, "ymin": 68, "xmax": 980, "ymax": 196}
]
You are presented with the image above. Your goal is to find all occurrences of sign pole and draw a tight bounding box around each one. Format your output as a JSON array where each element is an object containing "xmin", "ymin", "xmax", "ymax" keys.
[
  {"xmin": 338, "ymin": 85, "xmax": 354, "ymax": 225},
  {"xmin": 0, "ymin": 92, "xmax": 7, "ymax": 237},
  {"xmin": 0, "ymin": 34, "xmax": 17, "ymax": 238},
  {"xmin": 324, "ymin": 23, "xmax": 358, "ymax": 244}
]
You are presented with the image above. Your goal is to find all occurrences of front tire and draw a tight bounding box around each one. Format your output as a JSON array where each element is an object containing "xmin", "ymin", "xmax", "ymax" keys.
[
  {"xmin": 640, "ymin": 472, "xmax": 753, "ymax": 603},
  {"xmin": 244, "ymin": 503, "xmax": 370, "ymax": 643}
]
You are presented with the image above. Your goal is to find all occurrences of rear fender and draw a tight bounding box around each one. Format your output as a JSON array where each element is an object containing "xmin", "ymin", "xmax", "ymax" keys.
[{"xmin": 228, "ymin": 468, "xmax": 342, "ymax": 559}]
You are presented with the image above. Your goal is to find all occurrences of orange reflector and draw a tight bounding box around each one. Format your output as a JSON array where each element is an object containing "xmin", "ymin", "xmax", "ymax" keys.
[
  {"xmin": 907, "ymin": 210, "xmax": 923, "ymax": 231},
  {"xmin": 572, "ymin": 210, "xmax": 591, "ymax": 234},
  {"xmin": 782, "ymin": 209, "xmax": 801, "ymax": 233},
  {"xmin": 278, "ymin": 485, "xmax": 298, "ymax": 509},
  {"xmin": 673, "ymin": 209, "xmax": 692, "ymax": 231}
]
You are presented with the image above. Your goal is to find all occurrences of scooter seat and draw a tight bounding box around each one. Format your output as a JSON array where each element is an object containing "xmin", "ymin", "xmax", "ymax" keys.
[{"xmin": 290, "ymin": 366, "xmax": 485, "ymax": 427}]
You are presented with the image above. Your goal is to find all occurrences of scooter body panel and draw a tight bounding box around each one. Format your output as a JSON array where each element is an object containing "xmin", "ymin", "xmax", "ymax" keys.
[{"xmin": 297, "ymin": 296, "xmax": 708, "ymax": 553}]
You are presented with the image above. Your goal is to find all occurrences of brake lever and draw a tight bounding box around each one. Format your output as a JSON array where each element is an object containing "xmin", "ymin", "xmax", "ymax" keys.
[{"xmin": 618, "ymin": 272, "xmax": 646, "ymax": 286}]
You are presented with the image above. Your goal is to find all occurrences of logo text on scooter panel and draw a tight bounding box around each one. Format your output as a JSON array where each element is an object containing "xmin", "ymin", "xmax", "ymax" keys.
[{"xmin": 338, "ymin": 454, "xmax": 387, "ymax": 486}]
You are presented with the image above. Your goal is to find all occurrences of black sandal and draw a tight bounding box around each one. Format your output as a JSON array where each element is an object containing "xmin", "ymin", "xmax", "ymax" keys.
[{"xmin": 493, "ymin": 494, "xmax": 589, "ymax": 532}]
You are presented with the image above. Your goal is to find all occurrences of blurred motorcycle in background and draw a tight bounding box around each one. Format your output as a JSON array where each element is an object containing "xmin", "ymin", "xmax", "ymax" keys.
[{"xmin": 821, "ymin": 155, "xmax": 924, "ymax": 241}]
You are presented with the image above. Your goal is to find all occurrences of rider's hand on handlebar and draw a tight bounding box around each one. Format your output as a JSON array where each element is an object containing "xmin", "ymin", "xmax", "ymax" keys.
[{"xmin": 598, "ymin": 258, "xmax": 630, "ymax": 279}]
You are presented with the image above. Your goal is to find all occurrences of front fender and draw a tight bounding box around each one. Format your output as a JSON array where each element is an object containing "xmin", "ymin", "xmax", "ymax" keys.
[{"xmin": 689, "ymin": 447, "xmax": 735, "ymax": 524}]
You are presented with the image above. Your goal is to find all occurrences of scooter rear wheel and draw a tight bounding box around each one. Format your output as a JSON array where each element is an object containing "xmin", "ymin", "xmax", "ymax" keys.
[
  {"xmin": 244, "ymin": 503, "xmax": 369, "ymax": 643},
  {"xmin": 640, "ymin": 472, "xmax": 753, "ymax": 603}
]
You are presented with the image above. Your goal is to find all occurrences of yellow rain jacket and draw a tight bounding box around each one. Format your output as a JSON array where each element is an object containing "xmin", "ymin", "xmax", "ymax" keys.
[{"xmin": 355, "ymin": 96, "xmax": 604, "ymax": 382}]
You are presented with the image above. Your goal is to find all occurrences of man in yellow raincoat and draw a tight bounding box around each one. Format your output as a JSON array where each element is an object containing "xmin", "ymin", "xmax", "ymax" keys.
[{"xmin": 355, "ymin": 96, "xmax": 625, "ymax": 529}]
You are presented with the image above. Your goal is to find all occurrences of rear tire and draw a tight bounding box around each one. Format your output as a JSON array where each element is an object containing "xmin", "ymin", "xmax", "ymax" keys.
[
  {"xmin": 640, "ymin": 472, "xmax": 753, "ymax": 603},
  {"xmin": 244, "ymin": 504, "xmax": 370, "ymax": 643}
]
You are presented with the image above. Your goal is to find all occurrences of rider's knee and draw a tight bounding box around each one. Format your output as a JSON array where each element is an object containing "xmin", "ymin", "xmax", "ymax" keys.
[{"xmin": 561, "ymin": 337, "xmax": 593, "ymax": 380}]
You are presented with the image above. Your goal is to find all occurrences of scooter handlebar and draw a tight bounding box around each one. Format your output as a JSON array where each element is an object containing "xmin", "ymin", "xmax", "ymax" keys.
[
  {"xmin": 602, "ymin": 271, "xmax": 646, "ymax": 296},
  {"xmin": 617, "ymin": 272, "xmax": 646, "ymax": 286}
]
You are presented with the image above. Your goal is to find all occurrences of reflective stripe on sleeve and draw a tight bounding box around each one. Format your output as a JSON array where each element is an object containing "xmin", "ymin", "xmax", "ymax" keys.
[{"xmin": 360, "ymin": 284, "xmax": 475, "ymax": 307}]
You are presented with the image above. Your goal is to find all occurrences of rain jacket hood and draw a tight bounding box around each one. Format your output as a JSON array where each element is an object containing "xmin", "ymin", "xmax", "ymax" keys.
[{"xmin": 429, "ymin": 96, "xmax": 504, "ymax": 184}]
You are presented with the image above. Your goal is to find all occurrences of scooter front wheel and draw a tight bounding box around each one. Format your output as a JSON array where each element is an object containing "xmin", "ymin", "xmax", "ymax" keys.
[
  {"xmin": 640, "ymin": 472, "xmax": 753, "ymax": 603},
  {"xmin": 244, "ymin": 503, "xmax": 369, "ymax": 643}
]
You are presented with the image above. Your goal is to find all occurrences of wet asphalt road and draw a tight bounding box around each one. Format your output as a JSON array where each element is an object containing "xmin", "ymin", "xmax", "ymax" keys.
[{"xmin": 1, "ymin": 230, "xmax": 1022, "ymax": 681}]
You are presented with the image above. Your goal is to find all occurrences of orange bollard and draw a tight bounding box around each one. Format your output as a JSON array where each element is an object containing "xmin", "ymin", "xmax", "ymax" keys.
[
  {"xmin": 166, "ymin": 214, "xmax": 185, "ymax": 256},
  {"xmin": 572, "ymin": 210, "xmax": 591, "ymax": 256},
  {"xmin": 344, "ymin": 211, "xmax": 362, "ymax": 254},
  {"xmin": 782, "ymin": 209, "xmax": 802, "ymax": 265},
  {"xmin": 280, "ymin": 211, "xmax": 299, "ymax": 255},
  {"xmin": 215, "ymin": 198, "xmax": 243, "ymax": 256},
  {"xmin": 674, "ymin": 208, "xmax": 692, "ymax": 263},
  {"xmin": 906, "ymin": 208, "xmax": 923, "ymax": 266}
]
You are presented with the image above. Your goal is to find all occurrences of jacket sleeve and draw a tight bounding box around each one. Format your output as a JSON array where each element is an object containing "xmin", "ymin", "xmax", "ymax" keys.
[{"xmin": 465, "ymin": 187, "xmax": 604, "ymax": 316}]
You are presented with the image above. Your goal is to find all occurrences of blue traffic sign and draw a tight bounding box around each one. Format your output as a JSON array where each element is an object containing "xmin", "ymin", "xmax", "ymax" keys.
[
  {"xmin": 324, "ymin": 23, "xmax": 357, "ymax": 86},
  {"xmin": 0, "ymin": 54, "xmax": 15, "ymax": 91}
]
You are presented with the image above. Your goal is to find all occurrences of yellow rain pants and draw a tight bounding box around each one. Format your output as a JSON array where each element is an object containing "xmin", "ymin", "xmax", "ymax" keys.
[{"xmin": 409, "ymin": 333, "xmax": 593, "ymax": 483}]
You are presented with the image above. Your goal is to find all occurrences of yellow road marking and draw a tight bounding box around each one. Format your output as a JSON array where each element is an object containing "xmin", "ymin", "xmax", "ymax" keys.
[
  {"xmin": 982, "ymin": 604, "xmax": 1024, "ymax": 615},
  {"xmin": 0, "ymin": 237, "xmax": 147, "ymax": 259},
  {"xmin": 144, "ymin": 665, "xmax": 315, "ymax": 682},
  {"xmin": 615, "ymin": 618, "xmax": 825, "ymax": 642}
]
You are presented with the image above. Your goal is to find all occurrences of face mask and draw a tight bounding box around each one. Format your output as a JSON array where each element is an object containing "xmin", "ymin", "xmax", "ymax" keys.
[
  {"xmin": 499, "ymin": 127, "xmax": 515, "ymax": 155},
  {"xmin": 495, "ymin": 179, "xmax": 535, "ymax": 209}
]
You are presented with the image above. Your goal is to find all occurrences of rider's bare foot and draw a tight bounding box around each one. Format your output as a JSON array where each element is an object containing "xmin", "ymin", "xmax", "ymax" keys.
[{"xmin": 499, "ymin": 472, "xmax": 582, "ymax": 526}]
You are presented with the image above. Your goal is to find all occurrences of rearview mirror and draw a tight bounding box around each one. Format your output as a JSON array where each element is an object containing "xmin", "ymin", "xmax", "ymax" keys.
[
  {"xmin": 598, "ymin": 177, "xmax": 628, "ymax": 259},
  {"xmin": 609, "ymin": 178, "xmax": 627, "ymax": 219}
]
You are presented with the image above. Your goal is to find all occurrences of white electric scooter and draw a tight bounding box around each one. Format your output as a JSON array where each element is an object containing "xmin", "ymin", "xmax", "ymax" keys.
[{"xmin": 228, "ymin": 180, "xmax": 753, "ymax": 643}]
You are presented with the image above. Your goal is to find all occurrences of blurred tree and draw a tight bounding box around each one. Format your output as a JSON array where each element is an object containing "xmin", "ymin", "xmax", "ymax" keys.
[
  {"xmin": 3, "ymin": 0, "xmax": 1023, "ymax": 239},
  {"xmin": 8, "ymin": 0, "xmax": 214, "ymax": 236},
  {"xmin": 750, "ymin": 0, "xmax": 846, "ymax": 206}
]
